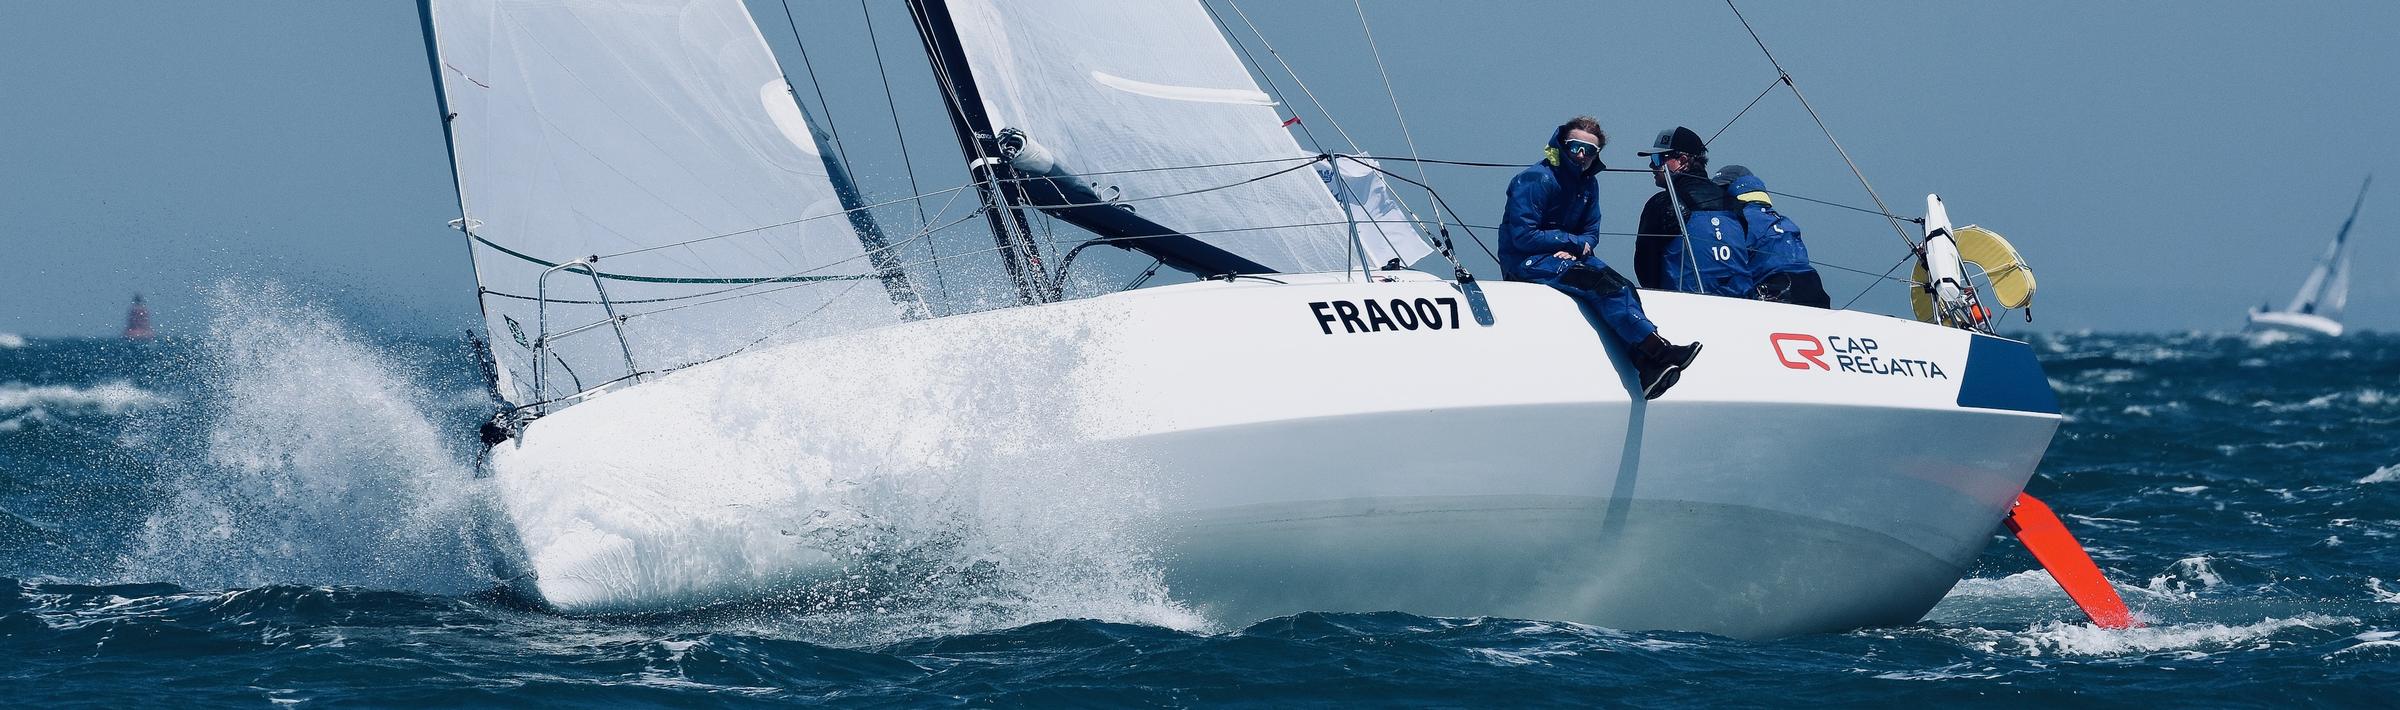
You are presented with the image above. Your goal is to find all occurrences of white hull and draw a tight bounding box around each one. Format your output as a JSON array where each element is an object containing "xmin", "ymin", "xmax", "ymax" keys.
[
  {"xmin": 2245, "ymin": 309, "xmax": 2343, "ymax": 338},
  {"xmin": 487, "ymin": 272, "xmax": 2060, "ymax": 638}
]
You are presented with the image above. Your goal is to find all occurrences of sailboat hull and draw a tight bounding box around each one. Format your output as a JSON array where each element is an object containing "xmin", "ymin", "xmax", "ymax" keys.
[
  {"xmin": 486, "ymin": 272, "xmax": 2059, "ymax": 639},
  {"xmin": 2245, "ymin": 309, "xmax": 2344, "ymax": 337}
]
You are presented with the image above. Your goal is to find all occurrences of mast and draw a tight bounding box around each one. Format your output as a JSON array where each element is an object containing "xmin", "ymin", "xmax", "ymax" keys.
[
  {"xmin": 904, "ymin": 0, "xmax": 1051, "ymax": 304},
  {"xmin": 903, "ymin": 0, "xmax": 1273, "ymax": 291},
  {"xmin": 417, "ymin": 0, "xmax": 506, "ymax": 403},
  {"xmin": 2318, "ymin": 175, "xmax": 2369, "ymax": 319}
]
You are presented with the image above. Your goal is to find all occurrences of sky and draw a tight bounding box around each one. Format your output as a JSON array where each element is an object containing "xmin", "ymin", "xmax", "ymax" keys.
[{"xmin": 4, "ymin": 0, "xmax": 2395, "ymax": 338}]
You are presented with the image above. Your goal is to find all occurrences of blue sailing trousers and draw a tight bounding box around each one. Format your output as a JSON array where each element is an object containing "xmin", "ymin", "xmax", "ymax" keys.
[{"xmin": 1521, "ymin": 255, "xmax": 1656, "ymax": 345}]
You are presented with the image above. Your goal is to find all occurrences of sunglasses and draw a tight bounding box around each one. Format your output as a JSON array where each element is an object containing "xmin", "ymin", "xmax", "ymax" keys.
[
  {"xmin": 1562, "ymin": 139, "xmax": 1600, "ymax": 157},
  {"xmin": 1649, "ymin": 153, "xmax": 1684, "ymax": 169}
]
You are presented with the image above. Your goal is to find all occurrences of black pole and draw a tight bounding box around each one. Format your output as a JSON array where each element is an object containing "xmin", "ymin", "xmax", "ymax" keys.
[{"xmin": 904, "ymin": 0, "xmax": 1049, "ymax": 305}]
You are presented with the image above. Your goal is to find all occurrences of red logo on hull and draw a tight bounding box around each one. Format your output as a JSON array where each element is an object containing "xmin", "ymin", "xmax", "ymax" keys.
[{"xmin": 1769, "ymin": 332, "xmax": 1829, "ymax": 370}]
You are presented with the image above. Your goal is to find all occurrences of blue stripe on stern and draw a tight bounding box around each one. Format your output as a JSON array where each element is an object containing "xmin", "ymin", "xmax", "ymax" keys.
[{"xmin": 1956, "ymin": 335, "xmax": 2060, "ymax": 414}]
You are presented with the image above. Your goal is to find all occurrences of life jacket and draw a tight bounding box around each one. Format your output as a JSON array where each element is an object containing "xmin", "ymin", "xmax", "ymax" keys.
[
  {"xmin": 1658, "ymin": 174, "xmax": 1752, "ymax": 297},
  {"xmin": 1723, "ymin": 173, "xmax": 1812, "ymax": 278},
  {"xmin": 1738, "ymin": 202, "xmax": 1810, "ymax": 276}
]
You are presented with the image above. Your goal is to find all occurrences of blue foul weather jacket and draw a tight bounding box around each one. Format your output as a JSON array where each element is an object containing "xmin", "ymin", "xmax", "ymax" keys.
[{"xmin": 1499, "ymin": 136, "xmax": 1605, "ymax": 282}]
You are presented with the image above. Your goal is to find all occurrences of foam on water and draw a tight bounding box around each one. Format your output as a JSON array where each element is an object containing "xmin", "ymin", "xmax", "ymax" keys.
[
  {"xmin": 1939, "ymin": 614, "xmax": 2355, "ymax": 658},
  {"xmin": 114, "ymin": 283, "xmax": 498, "ymax": 594},
  {"xmin": 0, "ymin": 381, "xmax": 167, "ymax": 415},
  {"xmin": 2241, "ymin": 329, "xmax": 2301, "ymax": 348},
  {"xmin": 0, "ymin": 333, "xmax": 26, "ymax": 349}
]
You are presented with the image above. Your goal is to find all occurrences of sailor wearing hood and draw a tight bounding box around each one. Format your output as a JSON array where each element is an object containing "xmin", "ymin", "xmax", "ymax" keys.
[
  {"xmin": 1713, "ymin": 165, "xmax": 1832, "ymax": 308},
  {"xmin": 1500, "ymin": 116, "xmax": 1702, "ymax": 400}
]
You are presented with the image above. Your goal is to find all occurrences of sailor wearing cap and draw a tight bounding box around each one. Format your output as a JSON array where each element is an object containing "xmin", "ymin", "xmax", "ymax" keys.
[
  {"xmin": 1499, "ymin": 116, "xmax": 1702, "ymax": 400},
  {"xmin": 1634, "ymin": 127, "xmax": 1749, "ymax": 297}
]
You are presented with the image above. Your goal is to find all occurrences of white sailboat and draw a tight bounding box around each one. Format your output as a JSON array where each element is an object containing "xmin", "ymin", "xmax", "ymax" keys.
[
  {"xmin": 2248, "ymin": 177, "xmax": 2367, "ymax": 338},
  {"xmin": 419, "ymin": 0, "xmax": 2069, "ymax": 639}
]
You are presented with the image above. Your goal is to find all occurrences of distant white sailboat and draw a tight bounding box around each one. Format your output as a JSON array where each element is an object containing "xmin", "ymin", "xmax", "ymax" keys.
[
  {"xmin": 417, "ymin": 0, "xmax": 2085, "ymax": 638},
  {"xmin": 2248, "ymin": 177, "xmax": 2366, "ymax": 338}
]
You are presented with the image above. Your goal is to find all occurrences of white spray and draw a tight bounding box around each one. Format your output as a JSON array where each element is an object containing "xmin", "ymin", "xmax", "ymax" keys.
[
  {"xmin": 117, "ymin": 283, "xmax": 500, "ymax": 594},
  {"xmin": 490, "ymin": 300, "xmax": 1203, "ymax": 642}
]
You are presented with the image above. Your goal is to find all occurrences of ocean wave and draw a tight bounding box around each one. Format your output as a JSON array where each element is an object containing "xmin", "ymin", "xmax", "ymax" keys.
[
  {"xmin": 0, "ymin": 409, "xmax": 55, "ymax": 433},
  {"xmin": 2250, "ymin": 388, "xmax": 2394, "ymax": 412},
  {"xmin": 1979, "ymin": 614, "xmax": 2354, "ymax": 657},
  {"xmin": 2242, "ymin": 329, "xmax": 2302, "ymax": 348},
  {"xmin": 0, "ymin": 381, "xmax": 168, "ymax": 415},
  {"xmin": 2326, "ymin": 633, "xmax": 2400, "ymax": 661},
  {"xmin": 0, "ymin": 333, "xmax": 24, "ymax": 349}
]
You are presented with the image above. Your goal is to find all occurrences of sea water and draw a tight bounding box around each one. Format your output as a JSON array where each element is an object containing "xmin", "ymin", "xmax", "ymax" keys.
[{"xmin": 4, "ymin": 294, "xmax": 2397, "ymax": 705}]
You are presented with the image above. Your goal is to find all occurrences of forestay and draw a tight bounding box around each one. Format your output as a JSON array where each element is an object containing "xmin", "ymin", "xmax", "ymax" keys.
[
  {"xmin": 942, "ymin": 0, "xmax": 1430, "ymax": 273},
  {"xmin": 426, "ymin": 0, "xmax": 907, "ymax": 409}
]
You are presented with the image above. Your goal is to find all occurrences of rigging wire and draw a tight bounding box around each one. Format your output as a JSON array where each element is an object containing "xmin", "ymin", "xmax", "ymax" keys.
[
  {"xmin": 1348, "ymin": 0, "xmax": 1450, "ymax": 274},
  {"xmin": 1004, "ymin": 155, "xmax": 1334, "ymax": 212},
  {"xmin": 1842, "ymin": 251, "xmax": 1920, "ymax": 310},
  {"xmin": 1707, "ymin": 76, "xmax": 1784, "ymax": 144},
  {"xmin": 1724, "ymin": 0, "xmax": 1919, "ymax": 251},
  {"xmin": 598, "ymin": 182, "xmax": 977, "ymax": 259},
  {"xmin": 1125, "ymin": 259, "xmax": 1167, "ymax": 290},
  {"xmin": 1363, "ymin": 156, "xmax": 1928, "ymax": 224},
  {"xmin": 579, "ymin": 150, "xmax": 1915, "ymax": 271},
  {"xmin": 1351, "ymin": 0, "xmax": 1427, "ymax": 187},
  {"xmin": 1764, "ymin": 189, "xmax": 1924, "ymax": 223},
  {"xmin": 858, "ymin": 0, "xmax": 943, "ymax": 301},
  {"xmin": 1338, "ymin": 155, "xmax": 1499, "ymax": 265},
  {"xmin": 1204, "ymin": 1, "xmax": 1325, "ymax": 151},
  {"xmin": 587, "ymin": 158, "xmax": 1333, "ymax": 318},
  {"xmin": 1222, "ymin": 1, "xmax": 1365, "ymax": 153},
  {"xmin": 1213, "ymin": 0, "xmax": 1437, "ymax": 268},
  {"xmin": 1014, "ymin": 154, "xmax": 1320, "ymax": 179},
  {"xmin": 779, "ymin": 0, "xmax": 853, "ymax": 172},
  {"xmin": 488, "ymin": 198, "xmax": 971, "ymax": 308},
  {"xmin": 625, "ymin": 208, "xmax": 992, "ymax": 320}
]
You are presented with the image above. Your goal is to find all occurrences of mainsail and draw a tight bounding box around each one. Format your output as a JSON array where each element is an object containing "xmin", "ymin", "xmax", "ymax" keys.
[
  {"xmin": 2283, "ymin": 177, "xmax": 2367, "ymax": 320},
  {"xmin": 422, "ymin": 0, "xmax": 912, "ymax": 410},
  {"xmin": 925, "ymin": 0, "xmax": 1431, "ymax": 276}
]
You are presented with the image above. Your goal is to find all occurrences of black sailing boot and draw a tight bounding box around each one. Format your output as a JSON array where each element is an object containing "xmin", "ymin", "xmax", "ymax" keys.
[{"xmin": 1634, "ymin": 334, "xmax": 1703, "ymax": 400}]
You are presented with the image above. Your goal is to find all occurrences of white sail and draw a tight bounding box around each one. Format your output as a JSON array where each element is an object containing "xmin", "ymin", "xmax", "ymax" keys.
[
  {"xmin": 2283, "ymin": 176, "xmax": 2369, "ymax": 319},
  {"xmin": 2283, "ymin": 235, "xmax": 2340, "ymax": 315},
  {"xmin": 427, "ymin": 0, "xmax": 905, "ymax": 408},
  {"xmin": 943, "ymin": 0, "xmax": 1413, "ymax": 273},
  {"xmin": 2321, "ymin": 239, "xmax": 2351, "ymax": 319},
  {"xmin": 1318, "ymin": 157, "xmax": 1436, "ymax": 268}
]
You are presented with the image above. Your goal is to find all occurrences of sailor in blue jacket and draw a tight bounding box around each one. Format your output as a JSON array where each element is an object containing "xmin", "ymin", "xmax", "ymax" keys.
[
  {"xmin": 1501, "ymin": 116, "xmax": 1702, "ymax": 399},
  {"xmin": 1713, "ymin": 165, "xmax": 1832, "ymax": 308}
]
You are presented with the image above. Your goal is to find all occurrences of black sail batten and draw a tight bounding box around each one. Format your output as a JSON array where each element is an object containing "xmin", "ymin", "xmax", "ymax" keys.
[
  {"xmin": 904, "ymin": 0, "xmax": 1273, "ymax": 294},
  {"xmin": 1001, "ymin": 159, "xmax": 1274, "ymax": 278},
  {"xmin": 796, "ymin": 97, "xmax": 928, "ymax": 319}
]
